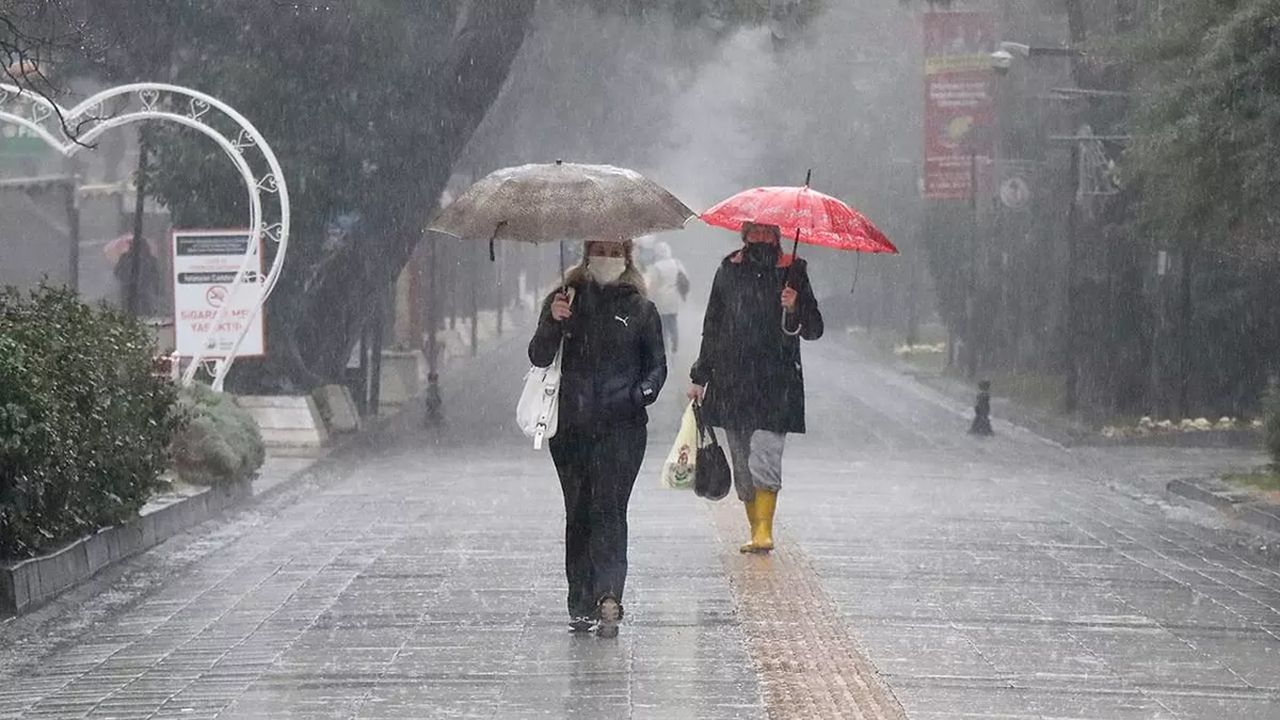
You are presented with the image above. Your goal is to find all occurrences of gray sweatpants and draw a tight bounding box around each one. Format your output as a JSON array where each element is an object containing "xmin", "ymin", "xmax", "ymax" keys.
[{"xmin": 723, "ymin": 429, "xmax": 786, "ymax": 502}]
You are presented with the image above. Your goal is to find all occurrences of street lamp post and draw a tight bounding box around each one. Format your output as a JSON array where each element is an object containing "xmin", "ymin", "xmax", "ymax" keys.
[
  {"xmin": 62, "ymin": 172, "xmax": 80, "ymax": 293},
  {"xmin": 966, "ymin": 146, "xmax": 980, "ymax": 380},
  {"xmin": 125, "ymin": 130, "xmax": 148, "ymax": 318},
  {"xmin": 989, "ymin": 41, "xmax": 1099, "ymax": 413}
]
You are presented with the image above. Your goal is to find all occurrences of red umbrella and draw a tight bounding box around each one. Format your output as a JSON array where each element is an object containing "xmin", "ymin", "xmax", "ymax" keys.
[
  {"xmin": 700, "ymin": 173, "xmax": 898, "ymax": 256},
  {"xmin": 102, "ymin": 234, "xmax": 158, "ymax": 263},
  {"xmin": 701, "ymin": 173, "xmax": 897, "ymax": 335}
]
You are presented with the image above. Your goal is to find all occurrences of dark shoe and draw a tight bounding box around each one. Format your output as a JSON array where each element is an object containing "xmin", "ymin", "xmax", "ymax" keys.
[
  {"xmin": 568, "ymin": 615, "xmax": 595, "ymax": 633},
  {"xmin": 595, "ymin": 597, "xmax": 622, "ymax": 639}
]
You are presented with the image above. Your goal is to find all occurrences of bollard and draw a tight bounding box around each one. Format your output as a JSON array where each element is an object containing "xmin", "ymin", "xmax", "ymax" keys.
[
  {"xmin": 424, "ymin": 372, "xmax": 444, "ymax": 427},
  {"xmin": 969, "ymin": 380, "xmax": 994, "ymax": 436}
]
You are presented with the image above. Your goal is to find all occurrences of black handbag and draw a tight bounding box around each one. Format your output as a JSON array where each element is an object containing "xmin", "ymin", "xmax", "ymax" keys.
[{"xmin": 692, "ymin": 403, "xmax": 732, "ymax": 501}]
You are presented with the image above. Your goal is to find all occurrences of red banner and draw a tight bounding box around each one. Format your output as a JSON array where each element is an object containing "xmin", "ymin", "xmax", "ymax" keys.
[{"xmin": 923, "ymin": 11, "xmax": 996, "ymax": 201}]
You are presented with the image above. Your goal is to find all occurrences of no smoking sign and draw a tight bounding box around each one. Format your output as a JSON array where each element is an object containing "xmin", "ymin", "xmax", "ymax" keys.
[
  {"xmin": 205, "ymin": 285, "xmax": 228, "ymax": 308},
  {"xmin": 173, "ymin": 231, "xmax": 265, "ymax": 358}
]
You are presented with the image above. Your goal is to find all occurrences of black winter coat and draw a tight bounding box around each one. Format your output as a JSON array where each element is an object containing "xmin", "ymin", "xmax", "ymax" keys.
[
  {"xmin": 528, "ymin": 280, "xmax": 667, "ymax": 432},
  {"xmin": 690, "ymin": 248, "xmax": 823, "ymax": 434}
]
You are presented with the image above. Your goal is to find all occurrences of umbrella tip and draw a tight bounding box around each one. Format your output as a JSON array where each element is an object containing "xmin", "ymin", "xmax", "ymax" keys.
[{"xmin": 804, "ymin": 169, "xmax": 812, "ymax": 187}]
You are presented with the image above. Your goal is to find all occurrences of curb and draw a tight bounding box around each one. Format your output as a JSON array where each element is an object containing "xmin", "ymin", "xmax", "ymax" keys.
[
  {"xmin": 0, "ymin": 430, "xmax": 372, "ymax": 617},
  {"xmin": 0, "ymin": 477, "xmax": 254, "ymax": 616},
  {"xmin": 1167, "ymin": 478, "xmax": 1280, "ymax": 536},
  {"xmin": 1090, "ymin": 429, "xmax": 1263, "ymax": 450},
  {"xmin": 0, "ymin": 314, "xmax": 526, "ymax": 618},
  {"xmin": 860, "ymin": 340, "xmax": 1263, "ymax": 452}
]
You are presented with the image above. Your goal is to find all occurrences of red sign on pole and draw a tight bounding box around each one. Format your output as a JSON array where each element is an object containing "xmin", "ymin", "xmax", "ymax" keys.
[{"xmin": 923, "ymin": 11, "xmax": 996, "ymax": 201}]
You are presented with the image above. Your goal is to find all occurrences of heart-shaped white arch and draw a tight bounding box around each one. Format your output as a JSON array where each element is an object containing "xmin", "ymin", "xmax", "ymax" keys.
[{"xmin": 0, "ymin": 83, "xmax": 290, "ymax": 391}]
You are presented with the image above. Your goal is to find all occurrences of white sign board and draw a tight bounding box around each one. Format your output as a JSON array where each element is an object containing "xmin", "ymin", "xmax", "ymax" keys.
[
  {"xmin": 999, "ymin": 176, "xmax": 1031, "ymax": 210},
  {"xmin": 172, "ymin": 230, "xmax": 265, "ymax": 358}
]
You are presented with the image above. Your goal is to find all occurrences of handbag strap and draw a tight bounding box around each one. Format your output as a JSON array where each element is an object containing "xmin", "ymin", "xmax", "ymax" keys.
[
  {"xmin": 690, "ymin": 401, "xmax": 719, "ymax": 448},
  {"xmin": 532, "ymin": 336, "xmax": 565, "ymax": 451},
  {"xmin": 551, "ymin": 335, "xmax": 565, "ymax": 370},
  {"xmin": 530, "ymin": 288, "xmax": 574, "ymax": 451}
]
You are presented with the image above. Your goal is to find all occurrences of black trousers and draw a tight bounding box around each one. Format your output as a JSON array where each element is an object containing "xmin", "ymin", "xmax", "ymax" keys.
[
  {"xmin": 660, "ymin": 313, "xmax": 678, "ymax": 353},
  {"xmin": 550, "ymin": 425, "xmax": 647, "ymax": 616}
]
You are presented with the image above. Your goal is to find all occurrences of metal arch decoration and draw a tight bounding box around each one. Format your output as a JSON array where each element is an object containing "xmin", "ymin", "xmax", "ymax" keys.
[{"xmin": 0, "ymin": 82, "xmax": 290, "ymax": 392}]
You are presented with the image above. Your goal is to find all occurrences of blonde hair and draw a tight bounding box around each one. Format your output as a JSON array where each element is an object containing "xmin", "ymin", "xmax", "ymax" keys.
[{"xmin": 564, "ymin": 240, "xmax": 647, "ymax": 295}]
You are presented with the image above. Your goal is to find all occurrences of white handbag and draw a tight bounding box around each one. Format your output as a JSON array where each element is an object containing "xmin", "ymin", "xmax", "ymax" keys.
[
  {"xmin": 517, "ymin": 339, "xmax": 564, "ymax": 449},
  {"xmin": 517, "ymin": 288, "xmax": 573, "ymax": 450}
]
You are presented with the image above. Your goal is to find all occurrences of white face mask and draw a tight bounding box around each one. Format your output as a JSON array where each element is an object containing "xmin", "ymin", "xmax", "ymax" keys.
[{"xmin": 588, "ymin": 256, "xmax": 627, "ymax": 284}]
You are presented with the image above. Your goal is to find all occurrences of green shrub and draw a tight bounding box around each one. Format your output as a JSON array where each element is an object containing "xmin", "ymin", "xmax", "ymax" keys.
[
  {"xmin": 1265, "ymin": 383, "xmax": 1280, "ymax": 470},
  {"xmin": 0, "ymin": 286, "xmax": 182, "ymax": 559},
  {"xmin": 170, "ymin": 383, "xmax": 265, "ymax": 487}
]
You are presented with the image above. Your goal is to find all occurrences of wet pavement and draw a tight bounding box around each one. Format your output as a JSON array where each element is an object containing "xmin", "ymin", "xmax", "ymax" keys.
[{"xmin": 1, "ymin": 326, "xmax": 1278, "ymax": 719}]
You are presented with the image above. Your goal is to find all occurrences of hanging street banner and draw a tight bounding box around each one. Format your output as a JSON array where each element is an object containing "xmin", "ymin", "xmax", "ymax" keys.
[
  {"xmin": 923, "ymin": 10, "xmax": 996, "ymax": 200},
  {"xmin": 172, "ymin": 229, "xmax": 265, "ymax": 358}
]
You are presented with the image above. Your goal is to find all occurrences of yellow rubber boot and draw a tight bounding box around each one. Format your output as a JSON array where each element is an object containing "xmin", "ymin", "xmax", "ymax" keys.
[
  {"xmin": 751, "ymin": 489, "xmax": 777, "ymax": 553},
  {"xmin": 738, "ymin": 496, "xmax": 761, "ymax": 554}
]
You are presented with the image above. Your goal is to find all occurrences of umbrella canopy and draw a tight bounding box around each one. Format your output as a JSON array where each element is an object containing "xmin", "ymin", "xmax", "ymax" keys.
[
  {"xmin": 700, "ymin": 184, "xmax": 898, "ymax": 255},
  {"xmin": 428, "ymin": 161, "xmax": 694, "ymax": 246},
  {"xmin": 102, "ymin": 234, "xmax": 158, "ymax": 263}
]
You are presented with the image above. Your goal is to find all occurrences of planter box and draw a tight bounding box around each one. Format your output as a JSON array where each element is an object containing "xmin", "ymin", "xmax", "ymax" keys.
[
  {"xmin": 379, "ymin": 350, "xmax": 425, "ymax": 406},
  {"xmin": 1168, "ymin": 478, "xmax": 1280, "ymax": 535},
  {"xmin": 1092, "ymin": 429, "xmax": 1263, "ymax": 450},
  {"xmin": 1, "ymin": 478, "xmax": 252, "ymax": 615},
  {"xmin": 235, "ymin": 395, "xmax": 329, "ymax": 447},
  {"xmin": 313, "ymin": 384, "xmax": 361, "ymax": 434}
]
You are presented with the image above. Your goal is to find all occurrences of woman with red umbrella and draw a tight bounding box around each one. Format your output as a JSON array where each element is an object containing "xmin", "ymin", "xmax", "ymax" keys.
[
  {"xmin": 688, "ymin": 178, "xmax": 896, "ymax": 554},
  {"xmin": 687, "ymin": 221, "xmax": 824, "ymax": 553}
]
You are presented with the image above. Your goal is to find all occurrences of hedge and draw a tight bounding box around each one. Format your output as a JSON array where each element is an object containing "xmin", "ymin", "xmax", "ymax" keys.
[
  {"xmin": 0, "ymin": 286, "xmax": 182, "ymax": 559},
  {"xmin": 170, "ymin": 383, "xmax": 265, "ymax": 487}
]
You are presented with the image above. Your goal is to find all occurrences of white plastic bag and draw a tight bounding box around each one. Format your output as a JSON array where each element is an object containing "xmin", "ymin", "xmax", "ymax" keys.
[{"xmin": 660, "ymin": 402, "xmax": 698, "ymax": 488}]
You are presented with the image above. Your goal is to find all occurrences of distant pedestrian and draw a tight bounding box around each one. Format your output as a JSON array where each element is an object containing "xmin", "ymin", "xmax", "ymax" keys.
[
  {"xmin": 632, "ymin": 235, "xmax": 656, "ymax": 274},
  {"xmin": 114, "ymin": 239, "xmax": 161, "ymax": 317},
  {"xmin": 687, "ymin": 221, "xmax": 823, "ymax": 554},
  {"xmin": 644, "ymin": 241, "xmax": 690, "ymax": 353},
  {"xmin": 969, "ymin": 381, "xmax": 994, "ymax": 436},
  {"xmin": 528, "ymin": 239, "xmax": 668, "ymax": 637}
]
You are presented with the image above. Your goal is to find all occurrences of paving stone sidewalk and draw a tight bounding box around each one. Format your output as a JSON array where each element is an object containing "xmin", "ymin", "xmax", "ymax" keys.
[
  {"xmin": 789, "ymin": 340, "xmax": 1280, "ymax": 719},
  {"xmin": 0, "ymin": 335, "xmax": 763, "ymax": 720},
  {"xmin": 2, "ymin": 332, "xmax": 1278, "ymax": 719}
]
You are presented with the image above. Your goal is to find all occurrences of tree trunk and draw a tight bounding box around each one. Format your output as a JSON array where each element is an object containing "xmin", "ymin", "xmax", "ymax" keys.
[
  {"xmin": 279, "ymin": 0, "xmax": 536, "ymax": 390},
  {"xmin": 1149, "ymin": 252, "xmax": 1169, "ymax": 419},
  {"xmin": 1177, "ymin": 244, "xmax": 1196, "ymax": 419},
  {"xmin": 125, "ymin": 130, "xmax": 149, "ymax": 318},
  {"xmin": 1060, "ymin": 0, "xmax": 1089, "ymax": 413},
  {"xmin": 1063, "ymin": 143, "xmax": 1080, "ymax": 414}
]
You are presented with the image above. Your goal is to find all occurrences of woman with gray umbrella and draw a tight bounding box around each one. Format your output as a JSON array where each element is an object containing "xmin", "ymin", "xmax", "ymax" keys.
[
  {"xmin": 528, "ymin": 239, "xmax": 667, "ymax": 637},
  {"xmin": 431, "ymin": 162, "xmax": 690, "ymax": 636}
]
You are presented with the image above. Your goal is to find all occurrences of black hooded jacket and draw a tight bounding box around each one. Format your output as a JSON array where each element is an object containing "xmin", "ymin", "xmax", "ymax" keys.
[
  {"xmin": 528, "ymin": 279, "xmax": 667, "ymax": 432},
  {"xmin": 690, "ymin": 244, "xmax": 823, "ymax": 434}
]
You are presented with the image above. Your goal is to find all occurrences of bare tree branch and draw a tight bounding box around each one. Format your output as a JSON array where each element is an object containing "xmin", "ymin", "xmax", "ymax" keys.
[{"xmin": 0, "ymin": 1, "xmax": 97, "ymax": 144}]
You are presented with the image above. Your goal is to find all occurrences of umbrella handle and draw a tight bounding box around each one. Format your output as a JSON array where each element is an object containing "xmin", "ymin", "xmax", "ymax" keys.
[
  {"xmin": 559, "ymin": 240, "xmax": 566, "ymax": 290},
  {"xmin": 781, "ymin": 307, "xmax": 803, "ymax": 337},
  {"xmin": 488, "ymin": 221, "xmax": 506, "ymax": 262},
  {"xmin": 781, "ymin": 224, "xmax": 803, "ymax": 336}
]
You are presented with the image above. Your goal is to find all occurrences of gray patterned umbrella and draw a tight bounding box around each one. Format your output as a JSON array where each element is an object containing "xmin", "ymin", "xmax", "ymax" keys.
[{"xmin": 428, "ymin": 162, "xmax": 694, "ymax": 255}]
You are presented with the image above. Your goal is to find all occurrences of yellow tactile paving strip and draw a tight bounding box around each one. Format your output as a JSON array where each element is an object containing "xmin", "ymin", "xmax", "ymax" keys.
[{"xmin": 710, "ymin": 500, "xmax": 909, "ymax": 720}]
